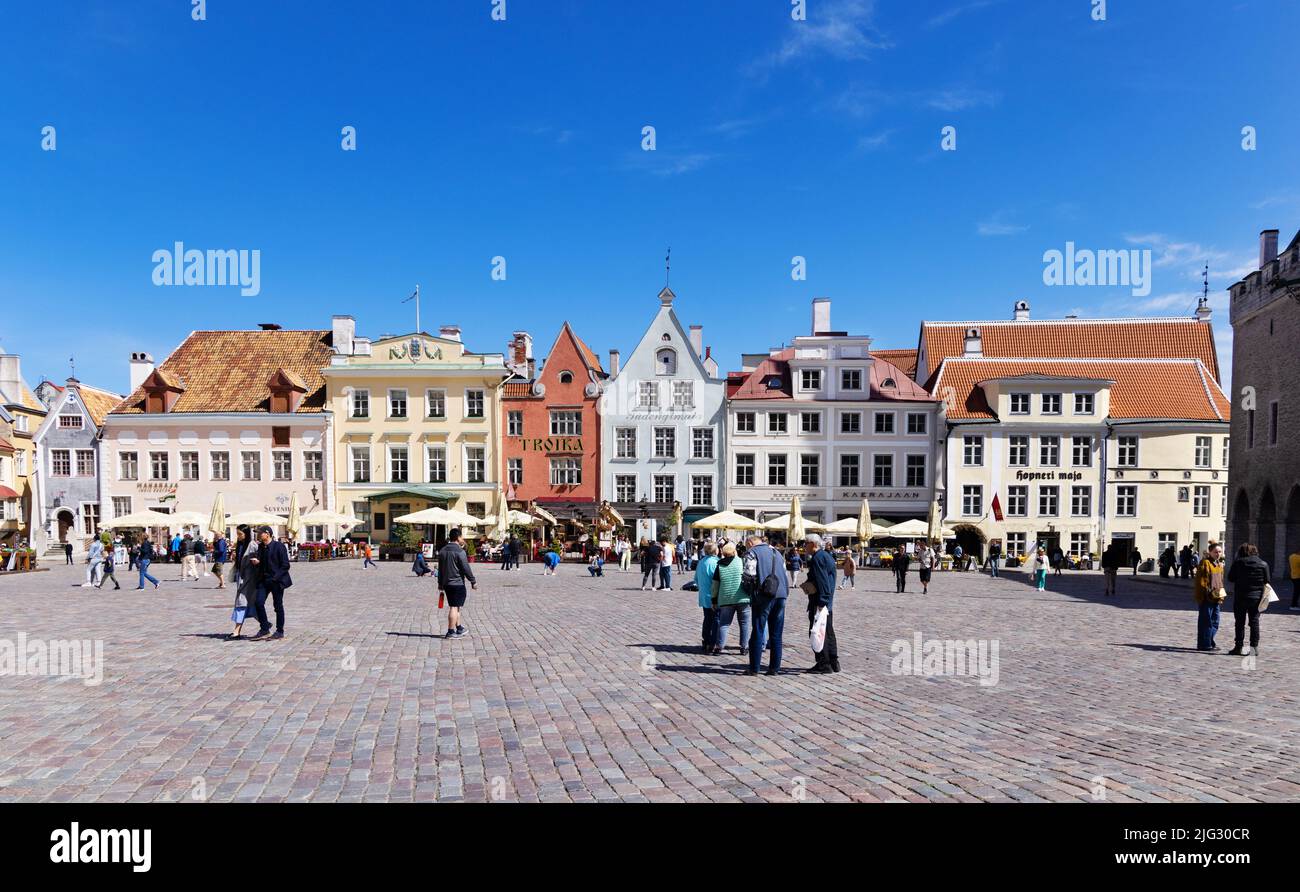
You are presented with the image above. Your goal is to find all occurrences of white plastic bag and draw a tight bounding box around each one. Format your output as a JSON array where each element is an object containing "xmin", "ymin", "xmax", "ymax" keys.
[
  {"xmin": 1261, "ymin": 584, "xmax": 1279, "ymax": 610},
  {"xmin": 809, "ymin": 605, "xmax": 828, "ymax": 654}
]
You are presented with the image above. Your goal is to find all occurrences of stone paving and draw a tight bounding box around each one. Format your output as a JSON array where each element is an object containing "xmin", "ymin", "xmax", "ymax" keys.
[{"xmin": 1, "ymin": 557, "xmax": 1299, "ymax": 803}]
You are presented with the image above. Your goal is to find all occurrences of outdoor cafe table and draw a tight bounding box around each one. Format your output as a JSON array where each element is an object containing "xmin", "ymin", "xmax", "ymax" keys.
[{"xmin": 0, "ymin": 550, "xmax": 35, "ymax": 571}]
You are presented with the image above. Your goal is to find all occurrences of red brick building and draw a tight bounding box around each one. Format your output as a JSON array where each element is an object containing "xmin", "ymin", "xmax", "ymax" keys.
[{"xmin": 501, "ymin": 324, "xmax": 607, "ymax": 541}]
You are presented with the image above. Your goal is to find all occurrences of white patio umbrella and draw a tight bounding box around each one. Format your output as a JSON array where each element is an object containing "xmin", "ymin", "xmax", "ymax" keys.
[
  {"xmin": 102, "ymin": 509, "xmax": 174, "ymax": 529},
  {"xmin": 286, "ymin": 492, "xmax": 302, "ymax": 540},
  {"xmin": 762, "ymin": 513, "xmax": 825, "ymax": 532},
  {"xmin": 394, "ymin": 507, "xmax": 485, "ymax": 527},
  {"xmin": 691, "ymin": 510, "xmax": 764, "ymax": 531},
  {"xmin": 885, "ymin": 518, "xmax": 930, "ymax": 538},
  {"xmin": 227, "ymin": 510, "xmax": 288, "ymax": 527},
  {"xmin": 927, "ymin": 499, "xmax": 942, "ymax": 542},
  {"xmin": 167, "ymin": 510, "xmax": 210, "ymax": 527}
]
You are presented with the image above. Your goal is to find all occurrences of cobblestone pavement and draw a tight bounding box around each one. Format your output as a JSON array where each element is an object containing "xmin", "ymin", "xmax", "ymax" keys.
[{"xmin": 2, "ymin": 558, "xmax": 1299, "ymax": 803}]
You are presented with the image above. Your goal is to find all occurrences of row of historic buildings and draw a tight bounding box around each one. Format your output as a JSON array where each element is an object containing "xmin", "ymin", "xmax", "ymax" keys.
[{"xmin": 1, "ymin": 285, "xmax": 1233, "ymax": 563}]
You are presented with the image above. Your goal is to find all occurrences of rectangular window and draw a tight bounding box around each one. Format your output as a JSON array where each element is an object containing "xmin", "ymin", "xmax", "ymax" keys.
[
  {"xmin": 800, "ymin": 369, "xmax": 822, "ymax": 391},
  {"xmin": 550, "ymin": 411, "xmax": 582, "ymax": 436},
  {"xmin": 962, "ymin": 485, "xmax": 983, "ymax": 517},
  {"xmin": 1194, "ymin": 436, "xmax": 1212, "ymax": 468},
  {"xmin": 638, "ymin": 382, "xmax": 659, "ymax": 409},
  {"xmin": 735, "ymin": 412, "xmax": 755, "ymax": 434},
  {"xmin": 1117, "ymin": 436, "xmax": 1139, "ymax": 467},
  {"xmin": 1039, "ymin": 436, "xmax": 1059, "ymax": 467},
  {"xmin": 112, "ymin": 496, "xmax": 132, "ymax": 518},
  {"xmin": 351, "ymin": 446, "xmax": 371, "ymax": 483},
  {"xmin": 906, "ymin": 413, "xmax": 927, "ymax": 435},
  {"xmin": 507, "ymin": 411, "xmax": 523, "ymax": 436},
  {"xmin": 691, "ymin": 428, "xmax": 714, "ymax": 460},
  {"xmin": 1008, "ymin": 435, "xmax": 1029, "ymax": 467},
  {"xmin": 1009, "ymin": 393, "xmax": 1030, "ymax": 415},
  {"xmin": 150, "ymin": 451, "xmax": 169, "ymax": 481},
  {"xmin": 180, "ymin": 451, "xmax": 199, "ymax": 481},
  {"xmin": 1222, "ymin": 437, "xmax": 1230, "ymax": 467},
  {"xmin": 1069, "ymin": 533, "xmax": 1090, "ymax": 558},
  {"xmin": 58, "ymin": 414, "xmax": 83, "ymax": 429},
  {"xmin": 1038, "ymin": 486, "xmax": 1059, "ymax": 517},
  {"xmin": 735, "ymin": 454, "xmax": 755, "ymax": 486},
  {"xmin": 1042, "ymin": 393, "xmax": 1062, "ymax": 415},
  {"xmin": 616, "ymin": 427, "xmax": 637, "ymax": 459},
  {"xmin": 1072, "ymin": 436, "xmax": 1092, "ymax": 467},
  {"xmin": 1007, "ymin": 485, "xmax": 1028, "ymax": 517},
  {"xmin": 426, "ymin": 446, "xmax": 446, "ymax": 483},
  {"xmin": 615, "ymin": 475, "xmax": 637, "ymax": 502},
  {"xmin": 671, "ymin": 381, "xmax": 694, "ymax": 409},
  {"xmin": 241, "ymin": 451, "xmax": 261, "ymax": 481},
  {"xmin": 962, "ymin": 435, "xmax": 984, "ymax": 467},
  {"xmin": 271, "ymin": 426, "xmax": 290, "ymax": 448},
  {"xmin": 1247, "ymin": 409, "xmax": 1255, "ymax": 448},
  {"xmin": 352, "ymin": 501, "xmax": 371, "ymax": 531},
  {"xmin": 211, "ymin": 451, "xmax": 230, "ymax": 481},
  {"xmin": 873, "ymin": 412, "xmax": 895, "ymax": 435},
  {"xmin": 119, "ymin": 451, "xmax": 138, "ymax": 481},
  {"xmin": 1221, "ymin": 486, "xmax": 1228, "ymax": 517},
  {"xmin": 767, "ymin": 413, "xmax": 788, "ymax": 435},
  {"xmin": 507, "ymin": 457, "xmax": 523, "ymax": 486},
  {"xmin": 386, "ymin": 389, "xmax": 407, "ymax": 419},
  {"xmin": 550, "ymin": 458, "xmax": 581, "ymax": 486},
  {"xmin": 465, "ymin": 447, "xmax": 485, "ymax": 483},
  {"xmin": 905, "ymin": 454, "xmax": 926, "ymax": 487},
  {"xmin": 800, "ymin": 454, "xmax": 820, "ymax": 486},
  {"xmin": 351, "ymin": 389, "xmax": 369, "ymax": 419},
  {"xmin": 273, "ymin": 450, "xmax": 293, "ymax": 481},
  {"xmin": 767, "ymin": 454, "xmax": 788, "ymax": 486},
  {"xmin": 872, "ymin": 454, "xmax": 893, "ymax": 487},
  {"xmin": 304, "ymin": 451, "xmax": 323, "ymax": 480},
  {"xmin": 840, "ymin": 454, "xmax": 860, "ymax": 487},
  {"xmin": 74, "ymin": 449, "xmax": 94, "ymax": 477},
  {"xmin": 840, "ymin": 412, "xmax": 862, "ymax": 435},
  {"xmin": 653, "ymin": 427, "xmax": 676, "ymax": 459},
  {"xmin": 690, "ymin": 475, "xmax": 713, "ymax": 506},
  {"xmin": 841, "ymin": 369, "xmax": 863, "ymax": 391},
  {"xmin": 653, "ymin": 475, "xmax": 674, "ymax": 503},
  {"xmin": 1074, "ymin": 393, "xmax": 1095, "ymax": 415},
  {"xmin": 1193, "ymin": 485, "xmax": 1210, "ymax": 517},
  {"xmin": 51, "ymin": 449, "xmax": 70, "ymax": 476},
  {"xmin": 465, "ymin": 389, "xmax": 485, "ymax": 419},
  {"xmin": 1115, "ymin": 485, "xmax": 1137, "ymax": 517},
  {"xmin": 800, "ymin": 411, "xmax": 821, "ymax": 435},
  {"xmin": 1006, "ymin": 532, "xmax": 1027, "ymax": 557},
  {"xmin": 1270, "ymin": 402, "xmax": 1279, "ymax": 445},
  {"xmin": 426, "ymin": 389, "xmax": 446, "ymax": 418},
  {"xmin": 1071, "ymin": 485, "xmax": 1091, "ymax": 516}
]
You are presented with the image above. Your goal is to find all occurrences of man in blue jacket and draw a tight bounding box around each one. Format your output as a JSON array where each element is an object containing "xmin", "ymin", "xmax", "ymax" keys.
[
  {"xmin": 745, "ymin": 535, "xmax": 788, "ymax": 676},
  {"xmin": 252, "ymin": 526, "xmax": 293, "ymax": 640},
  {"xmin": 804, "ymin": 534, "xmax": 839, "ymax": 673}
]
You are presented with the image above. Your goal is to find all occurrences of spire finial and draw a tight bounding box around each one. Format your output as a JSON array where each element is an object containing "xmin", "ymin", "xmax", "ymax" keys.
[{"xmin": 665, "ymin": 247, "xmax": 671, "ymax": 287}]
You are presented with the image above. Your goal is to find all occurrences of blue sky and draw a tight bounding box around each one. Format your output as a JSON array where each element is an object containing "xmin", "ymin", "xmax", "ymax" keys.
[{"xmin": 1, "ymin": 0, "xmax": 1295, "ymax": 393}]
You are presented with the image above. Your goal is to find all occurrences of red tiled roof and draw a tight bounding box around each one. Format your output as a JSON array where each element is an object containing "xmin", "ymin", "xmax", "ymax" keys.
[
  {"xmin": 919, "ymin": 318, "xmax": 1221, "ymax": 387},
  {"xmin": 565, "ymin": 325, "xmax": 606, "ymax": 377},
  {"xmin": 730, "ymin": 350, "xmax": 936, "ymax": 402},
  {"xmin": 932, "ymin": 358, "xmax": 1230, "ymax": 422},
  {"xmin": 74, "ymin": 384, "xmax": 124, "ymax": 427},
  {"xmin": 503, "ymin": 380, "xmax": 533, "ymax": 398},
  {"xmin": 871, "ymin": 349, "xmax": 918, "ymax": 380},
  {"xmin": 112, "ymin": 330, "xmax": 334, "ymax": 415}
]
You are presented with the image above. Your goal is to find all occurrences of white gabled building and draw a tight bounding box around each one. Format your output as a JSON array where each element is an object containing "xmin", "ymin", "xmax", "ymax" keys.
[{"xmin": 600, "ymin": 286, "xmax": 725, "ymax": 532}]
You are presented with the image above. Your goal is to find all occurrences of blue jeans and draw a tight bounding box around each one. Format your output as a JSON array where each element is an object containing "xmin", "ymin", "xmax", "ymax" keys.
[
  {"xmin": 701, "ymin": 608, "xmax": 718, "ymax": 648},
  {"xmin": 659, "ymin": 566, "xmax": 672, "ymax": 589},
  {"xmin": 137, "ymin": 558, "xmax": 159, "ymax": 588},
  {"xmin": 1197, "ymin": 601, "xmax": 1220, "ymax": 650},
  {"xmin": 989, "ymin": 559, "xmax": 1000, "ymax": 577},
  {"xmin": 716, "ymin": 603, "xmax": 751, "ymax": 651},
  {"xmin": 749, "ymin": 595, "xmax": 785, "ymax": 674}
]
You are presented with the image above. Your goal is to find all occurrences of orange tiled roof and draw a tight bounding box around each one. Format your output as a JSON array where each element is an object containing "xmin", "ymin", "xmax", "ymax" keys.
[
  {"xmin": 932, "ymin": 358, "xmax": 1230, "ymax": 422},
  {"xmin": 730, "ymin": 350, "xmax": 936, "ymax": 403},
  {"xmin": 112, "ymin": 330, "xmax": 334, "ymax": 415},
  {"xmin": 566, "ymin": 325, "xmax": 606, "ymax": 376},
  {"xmin": 919, "ymin": 318, "xmax": 1220, "ymax": 387},
  {"xmin": 74, "ymin": 384, "xmax": 125, "ymax": 427},
  {"xmin": 502, "ymin": 380, "xmax": 533, "ymax": 398},
  {"xmin": 871, "ymin": 349, "xmax": 918, "ymax": 380}
]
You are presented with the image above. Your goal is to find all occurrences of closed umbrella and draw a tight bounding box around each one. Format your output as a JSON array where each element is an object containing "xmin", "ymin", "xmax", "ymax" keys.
[
  {"xmin": 286, "ymin": 492, "xmax": 302, "ymax": 541},
  {"xmin": 856, "ymin": 498, "xmax": 873, "ymax": 545},
  {"xmin": 927, "ymin": 499, "xmax": 942, "ymax": 542},
  {"xmin": 493, "ymin": 491, "xmax": 511, "ymax": 540},
  {"xmin": 208, "ymin": 493, "xmax": 226, "ymax": 537},
  {"xmin": 788, "ymin": 495, "xmax": 806, "ymax": 543}
]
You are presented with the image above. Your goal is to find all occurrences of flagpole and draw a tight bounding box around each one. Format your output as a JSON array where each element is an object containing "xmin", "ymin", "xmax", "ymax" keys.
[{"xmin": 415, "ymin": 284, "xmax": 420, "ymax": 333}]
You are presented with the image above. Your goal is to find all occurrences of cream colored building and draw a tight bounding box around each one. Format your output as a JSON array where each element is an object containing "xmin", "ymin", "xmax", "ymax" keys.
[{"xmin": 323, "ymin": 316, "xmax": 510, "ymax": 543}]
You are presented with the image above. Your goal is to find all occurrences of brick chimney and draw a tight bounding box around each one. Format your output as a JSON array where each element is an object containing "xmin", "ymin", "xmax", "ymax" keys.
[
  {"xmin": 1260, "ymin": 229, "xmax": 1280, "ymax": 267},
  {"xmin": 609, "ymin": 349, "xmax": 621, "ymax": 377}
]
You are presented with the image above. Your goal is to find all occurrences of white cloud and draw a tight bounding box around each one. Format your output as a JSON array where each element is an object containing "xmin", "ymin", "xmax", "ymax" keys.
[
  {"xmin": 752, "ymin": 0, "xmax": 891, "ymax": 72},
  {"xmin": 1124, "ymin": 232, "xmax": 1254, "ymax": 283},
  {"xmin": 977, "ymin": 213, "xmax": 1028, "ymax": 236},
  {"xmin": 856, "ymin": 129, "xmax": 894, "ymax": 152},
  {"xmin": 925, "ymin": 88, "xmax": 1001, "ymax": 111},
  {"xmin": 623, "ymin": 150, "xmax": 717, "ymax": 177},
  {"xmin": 926, "ymin": 0, "xmax": 1004, "ymax": 28}
]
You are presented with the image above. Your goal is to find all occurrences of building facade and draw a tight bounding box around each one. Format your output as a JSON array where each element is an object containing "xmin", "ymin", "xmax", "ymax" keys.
[
  {"xmin": 1227, "ymin": 227, "xmax": 1300, "ymax": 570},
  {"xmin": 100, "ymin": 329, "xmax": 334, "ymax": 536},
  {"xmin": 601, "ymin": 287, "xmax": 725, "ymax": 532},
  {"xmin": 924, "ymin": 305, "xmax": 1229, "ymax": 562},
  {"xmin": 501, "ymin": 324, "xmax": 607, "ymax": 538},
  {"xmin": 30, "ymin": 378, "xmax": 123, "ymax": 554},
  {"xmin": 323, "ymin": 316, "xmax": 510, "ymax": 543},
  {"xmin": 0, "ymin": 350, "xmax": 48, "ymax": 544},
  {"xmin": 726, "ymin": 298, "xmax": 940, "ymax": 530},
  {"xmin": 0, "ymin": 408, "xmax": 18, "ymax": 542}
]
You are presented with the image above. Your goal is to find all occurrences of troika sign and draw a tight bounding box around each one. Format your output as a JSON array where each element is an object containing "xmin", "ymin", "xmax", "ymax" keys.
[{"xmin": 519, "ymin": 437, "xmax": 584, "ymax": 453}]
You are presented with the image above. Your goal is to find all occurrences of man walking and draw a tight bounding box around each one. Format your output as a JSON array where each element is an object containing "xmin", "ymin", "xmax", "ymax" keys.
[
  {"xmin": 1101, "ymin": 540, "xmax": 1121, "ymax": 597},
  {"xmin": 986, "ymin": 540, "xmax": 1002, "ymax": 578},
  {"xmin": 437, "ymin": 528, "xmax": 477, "ymax": 639},
  {"xmin": 893, "ymin": 545, "xmax": 911, "ymax": 593},
  {"xmin": 1130, "ymin": 546, "xmax": 1142, "ymax": 576},
  {"xmin": 745, "ymin": 534, "xmax": 788, "ymax": 676},
  {"xmin": 252, "ymin": 527, "xmax": 292, "ymax": 641},
  {"xmin": 135, "ymin": 538, "xmax": 160, "ymax": 589},
  {"xmin": 917, "ymin": 542, "xmax": 934, "ymax": 594},
  {"xmin": 64, "ymin": 541, "xmax": 74, "ymax": 565},
  {"xmin": 804, "ymin": 534, "xmax": 839, "ymax": 673},
  {"xmin": 180, "ymin": 533, "xmax": 198, "ymax": 581},
  {"xmin": 658, "ymin": 535, "xmax": 673, "ymax": 591}
]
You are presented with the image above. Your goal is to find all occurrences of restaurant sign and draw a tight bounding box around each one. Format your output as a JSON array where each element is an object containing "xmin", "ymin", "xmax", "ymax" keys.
[
  {"xmin": 519, "ymin": 437, "xmax": 584, "ymax": 453},
  {"xmin": 136, "ymin": 482, "xmax": 178, "ymax": 495},
  {"xmin": 767, "ymin": 489, "xmax": 923, "ymax": 502}
]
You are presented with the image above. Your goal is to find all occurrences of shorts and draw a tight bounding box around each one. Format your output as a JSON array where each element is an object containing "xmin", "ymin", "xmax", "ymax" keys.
[
  {"xmin": 919, "ymin": 568, "xmax": 932, "ymax": 583},
  {"xmin": 443, "ymin": 584, "xmax": 468, "ymax": 608}
]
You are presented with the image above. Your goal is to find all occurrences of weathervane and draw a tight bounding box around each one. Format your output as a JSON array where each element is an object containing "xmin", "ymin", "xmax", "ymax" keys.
[{"xmin": 665, "ymin": 247, "xmax": 671, "ymax": 287}]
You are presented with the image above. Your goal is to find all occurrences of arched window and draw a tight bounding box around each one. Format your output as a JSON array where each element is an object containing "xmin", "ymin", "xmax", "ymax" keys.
[
  {"xmin": 558, "ymin": 371, "xmax": 574, "ymax": 384},
  {"xmin": 656, "ymin": 347, "xmax": 677, "ymax": 376}
]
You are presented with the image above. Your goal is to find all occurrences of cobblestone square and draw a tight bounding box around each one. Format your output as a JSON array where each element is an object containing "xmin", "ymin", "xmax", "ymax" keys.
[{"xmin": 1, "ymin": 560, "xmax": 1298, "ymax": 802}]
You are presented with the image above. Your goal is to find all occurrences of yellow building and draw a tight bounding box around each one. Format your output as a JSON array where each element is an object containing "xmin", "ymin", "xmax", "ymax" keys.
[
  {"xmin": 323, "ymin": 317, "xmax": 510, "ymax": 543},
  {"xmin": 0, "ymin": 351, "xmax": 49, "ymax": 545}
]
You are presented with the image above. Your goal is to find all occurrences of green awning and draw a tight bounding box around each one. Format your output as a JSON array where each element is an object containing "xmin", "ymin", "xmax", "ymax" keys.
[
  {"xmin": 683, "ymin": 510, "xmax": 716, "ymax": 522},
  {"xmin": 366, "ymin": 486, "xmax": 459, "ymax": 502}
]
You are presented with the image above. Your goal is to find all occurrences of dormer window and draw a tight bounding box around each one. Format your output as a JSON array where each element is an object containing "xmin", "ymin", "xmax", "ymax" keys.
[
  {"xmin": 765, "ymin": 376, "xmax": 783, "ymax": 390},
  {"xmin": 881, "ymin": 378, "xmax": 897, "ymax": 389},
  {"xmin": 267, "ymin": 368, "xmax": 309, "ymax": 414},
  {"xmin": 656, "ymin": 347, "xmax": 677, "ymax": 376},
  {"xmin": 141, "ymin": 369, "xmax": 185, "ymax": 414}
]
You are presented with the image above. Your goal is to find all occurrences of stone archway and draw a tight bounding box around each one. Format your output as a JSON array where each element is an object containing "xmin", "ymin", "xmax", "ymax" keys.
[
  {"xmin": 56, "ymin": 509, "xmax": 75, "ymax": 544},
  {"xmin": 1230, "ymin": 489, "xmax": 1251, "ymax": 557},
  {"xmin": 951, "ymin": 523, "xmax": 986, "ymax": 561},
  {"xmin": 1257, "ymin": 487, "xmax": 1277, "ymax": 569}
]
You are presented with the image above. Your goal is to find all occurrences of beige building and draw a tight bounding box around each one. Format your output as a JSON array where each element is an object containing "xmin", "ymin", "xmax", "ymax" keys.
[
  {"xmin": 0, "ymin": 350, "xmax": 48, "ymax": 545},
  {"xmin": 323, "ymin": 316, "xmax": 510, "ymax": 543}
]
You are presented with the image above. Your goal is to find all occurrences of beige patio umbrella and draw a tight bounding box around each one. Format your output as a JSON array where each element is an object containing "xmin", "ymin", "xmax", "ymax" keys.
[
  {"xmin": 927, "ymin": 499, "xmax": 942, "ymax": 542},
  {"xmin": 531, "ymin": 504, "xmax": 558, "ymax": 525},
  {"xmin": 692, "ymin": 510, "xmax": 764, "ymax": 531},
  {"xmin": 286, "ymin": 492, "xmax": 302, "ymax": 541},
  {"xmin": 887, "ymin": 518, "xmax": 930, "ymax": 538},
  {"xmin": 102, "ymin": 509, "xmax": 174, "ymax": 529},
  {"xmin": 227, "ymin": 510, "xmax": 288, "ymax": 527},
  {"xmin": 208, "ymin": 492, "xmax": 226, "ymax": 537},
  {"xmin": 762, "ymin": 513, "xmax": 824, "ymax": 532},
  {"xmin": 492, "ymin": 491, "xmax": 511, "ymax": 540},
  {"xmin": 169, "ymin": 510, "xmax": 210, "ymax": 527},
  {"xmin": 788, "ymin": 495, "xmax": 806, "ymax": 542}
]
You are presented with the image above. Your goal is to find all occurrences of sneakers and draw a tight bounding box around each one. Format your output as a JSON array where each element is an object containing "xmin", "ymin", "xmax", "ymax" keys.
[
  {"xmin": 269, "ymin": 631, "xmax": 284, "ymax": 640},
  {"xmin": 445, "ymin": 628, "xmax": 467, "ymax": 639},
  {"xmin": 456, "ymin": 625, "xmax": 466, "ymax": 636},
  {"xmin": 250, "ymin": 629, "xmax": 272, "ymax": 641}
]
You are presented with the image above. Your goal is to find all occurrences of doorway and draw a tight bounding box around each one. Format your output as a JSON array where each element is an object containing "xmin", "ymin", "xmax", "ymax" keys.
[{"xmin": 56, "ymin": 509, "xmax": 74, "ymax": 544}]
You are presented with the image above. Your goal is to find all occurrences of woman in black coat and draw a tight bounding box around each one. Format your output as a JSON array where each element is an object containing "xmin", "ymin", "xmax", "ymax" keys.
[{"xmin": 1226, "ymin": 543, "xmax": 1271, "ymax": 656}]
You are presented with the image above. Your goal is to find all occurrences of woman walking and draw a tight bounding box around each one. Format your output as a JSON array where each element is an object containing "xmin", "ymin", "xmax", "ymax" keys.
[
  {"xmin": 1031, "ymin": 546, "xmax": 1049, "ymax": 591},
  {"xmin": 228, "ymin": 526, "xmax": 257, "ymax": 640},
  {"xmin": 1226, "ymin": 543, "xmax": 1270, "ymax": 656}
]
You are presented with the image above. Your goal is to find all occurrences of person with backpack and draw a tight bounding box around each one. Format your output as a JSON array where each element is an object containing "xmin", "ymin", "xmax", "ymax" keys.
[
  {"xmin": 804, "ymin": 534, "xmax": 839, "ymax": 673},
  {"xmin": 744, "ymin": 534, "xmax": 788, "ymax": 676}
]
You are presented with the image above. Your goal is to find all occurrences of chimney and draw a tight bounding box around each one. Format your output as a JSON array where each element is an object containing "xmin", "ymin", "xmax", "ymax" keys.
[
  {"xmin": 332, "ymin": 315, "xmax": 356, "ymax": 355},
  {"xmin": 129, "ymin": 351, "xmax": 154, "ymax": 392},
  {"xmin": 258, "ymin": 322, "xmax": 282, "ymax": 330},
  {"xmin": 963, "ymin": 327, "xmax": 983, "ymax": 357},
  {"xmin": 689, "ymin": 325, "xmax": 703, "ymax": 358},
  {"xmin": 1012, "ymin": 300, "xmax": 1030, "ymax": 321},
  {"xmin": 609, "ymin": 349, "xmax": 621, "ymax": 378},
  {"xmin": 812, "ymin": 298, "xmax": 831, "ymax": 335},
  {"xmin": 1195, "ymin": 296, "xmax": 1213, "ymax": 322},
  {"xmin": 439, "ymin": 325, "xmax": 462, "ymax": 343},
  {"xmin": 1260, "ymin": 229, "xmax": 1280, "ymax": 267}
]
